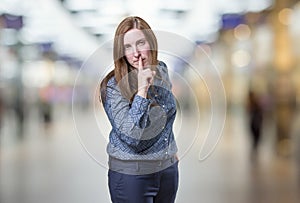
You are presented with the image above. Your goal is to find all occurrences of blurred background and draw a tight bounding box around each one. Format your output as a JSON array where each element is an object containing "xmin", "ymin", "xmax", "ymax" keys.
[{"xmin": 0, "ymin": 0, "xmax": 300, "ymax": 202}]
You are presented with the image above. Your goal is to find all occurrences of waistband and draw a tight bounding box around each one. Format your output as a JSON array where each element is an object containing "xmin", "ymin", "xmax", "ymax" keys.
[{"xmin": 108, "ymin": 156, "xmax": 178, "ymax": 175}]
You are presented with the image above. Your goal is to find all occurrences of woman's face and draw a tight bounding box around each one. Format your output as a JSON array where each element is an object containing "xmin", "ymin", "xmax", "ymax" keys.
[{"xmin": 123, "ymin": 28, "xmax": 151, "ymax": 69}]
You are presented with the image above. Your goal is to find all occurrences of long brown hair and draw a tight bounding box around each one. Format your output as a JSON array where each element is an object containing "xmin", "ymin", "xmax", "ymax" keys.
[{"xmin": 100, "ymin": 16, "xmax": 159, "ymax": 103}]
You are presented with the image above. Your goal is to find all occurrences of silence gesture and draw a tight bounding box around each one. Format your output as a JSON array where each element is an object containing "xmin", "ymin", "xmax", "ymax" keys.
[{"xmin": 137, "ymin": 56, "xmax": 156, "ymax": 98}]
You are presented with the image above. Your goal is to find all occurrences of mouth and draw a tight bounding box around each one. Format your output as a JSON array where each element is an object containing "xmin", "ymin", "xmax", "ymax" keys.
[{"xmin": 133, "ymin": 58, "xmax": 147, "ymax": 65}]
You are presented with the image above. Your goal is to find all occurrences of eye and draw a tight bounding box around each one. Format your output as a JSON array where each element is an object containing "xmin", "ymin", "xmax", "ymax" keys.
[
  {"xmin": 124, "ymin": 44, "xmax": 131, "ymax": 49},
  {"xmin": 137, "ymin": 40, "xmax": 146, "ymax": 46}
]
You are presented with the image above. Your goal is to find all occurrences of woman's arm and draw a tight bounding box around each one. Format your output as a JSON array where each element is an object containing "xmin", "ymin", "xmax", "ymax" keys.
[{"xmin": 105, "ymin": 78, "xmax": 152, "ymax": 146}]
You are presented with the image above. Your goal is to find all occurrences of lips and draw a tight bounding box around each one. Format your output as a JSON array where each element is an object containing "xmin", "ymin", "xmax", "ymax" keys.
[
  {"xmin": 133, "ymin": 58, "xmax": 147, "ymax": 65},
  {"xmin": 133, "ymin": 58, "xmax": 145, "ymax": 63}
]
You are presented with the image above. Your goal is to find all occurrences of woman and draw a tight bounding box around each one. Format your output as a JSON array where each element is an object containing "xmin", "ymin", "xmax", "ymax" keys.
[{"xmin": 100, "ymin": 16, "xmax": 179, "ymax": 203}]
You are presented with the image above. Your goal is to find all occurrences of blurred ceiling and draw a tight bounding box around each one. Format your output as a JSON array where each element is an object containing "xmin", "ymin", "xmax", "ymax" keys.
[{"xmin": 0, "ymin": 0, "xmax": 273, "ymax": 60}]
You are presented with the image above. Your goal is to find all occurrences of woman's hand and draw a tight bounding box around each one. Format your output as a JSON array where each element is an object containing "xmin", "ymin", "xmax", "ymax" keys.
[{"xmin": 137, "ymin": 56, "xmax": 156, "ymax": 98}]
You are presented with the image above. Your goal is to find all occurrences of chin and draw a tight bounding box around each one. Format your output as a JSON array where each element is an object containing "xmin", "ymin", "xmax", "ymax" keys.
[
  {"xmin": 131, "ymin": 64, "xmax": 139, "ymax": 69},
  {"xmin": 143, "ymin": 62, "xmax": 149, "ymax": 67}
]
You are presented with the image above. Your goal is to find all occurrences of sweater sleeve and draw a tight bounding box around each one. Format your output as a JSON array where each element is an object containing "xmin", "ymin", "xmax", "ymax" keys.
[{"xmin": 104, "ymin": 78, "xmax": 152, "ymax": 146}]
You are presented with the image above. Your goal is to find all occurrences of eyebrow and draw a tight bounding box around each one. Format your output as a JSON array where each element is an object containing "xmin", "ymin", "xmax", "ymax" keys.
[
  {"xmin": 124, "ymin": 38, "xmax": 147, "ymax": 46},
  {"xmin": 136, "ymin": 38, "xmax": 146, "ymax": 43}
]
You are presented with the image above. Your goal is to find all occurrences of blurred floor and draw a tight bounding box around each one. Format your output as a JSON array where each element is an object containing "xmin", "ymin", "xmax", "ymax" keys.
[{"xmin": 0, "ymin": 105, "xmax": 299, "ymax": 203}]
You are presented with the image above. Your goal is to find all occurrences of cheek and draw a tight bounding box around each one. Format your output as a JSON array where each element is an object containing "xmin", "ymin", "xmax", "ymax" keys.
[
  {"xmin": 140, "ymin": 43, "xmax": 151, "ymax": 56},
  {"xmin": 124, "ymin": 53, "xmax": 133, "ymax": 62},
  {"xmin": 141, "ymin": 49, "xmax": 150, "ymax": 57}
]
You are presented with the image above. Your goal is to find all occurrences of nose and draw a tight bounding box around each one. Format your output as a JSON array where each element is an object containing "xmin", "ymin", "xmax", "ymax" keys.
[{"xmin": 133, "ymin": 46, "xmax": 140, "ymax": 58}]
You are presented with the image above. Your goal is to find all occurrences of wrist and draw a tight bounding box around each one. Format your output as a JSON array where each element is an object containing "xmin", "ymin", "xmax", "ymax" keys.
[{"xmin": 137, "ymin": 90, "xmax": 147, "ymax": 98}]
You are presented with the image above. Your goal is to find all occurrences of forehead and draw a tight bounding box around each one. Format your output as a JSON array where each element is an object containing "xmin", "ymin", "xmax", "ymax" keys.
[{"xmin": 123, "ymin": 29, "xmax": 146, "ymax": 44}]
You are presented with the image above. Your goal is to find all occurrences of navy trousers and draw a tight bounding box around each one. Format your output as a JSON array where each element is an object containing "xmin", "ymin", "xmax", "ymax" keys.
[{"xmin": 108, "ymin": 162, "xmax": 179, "ymax": 203}]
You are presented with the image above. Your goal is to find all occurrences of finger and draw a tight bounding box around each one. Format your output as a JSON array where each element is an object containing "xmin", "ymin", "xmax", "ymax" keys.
[
  {"xmin": 149, "ymin": 77, "xmax": 154, "ymax": 85},
  {"xmin": 138, "ymin": 56, "xmax": 143, "ymax": 71},
  {"xmin": 152, "ymin": 71, "xmax": 156, "ymax": 77},
  {"xmin": 149, "ymin": 71, "xmax": 156, "ymax": 84}
]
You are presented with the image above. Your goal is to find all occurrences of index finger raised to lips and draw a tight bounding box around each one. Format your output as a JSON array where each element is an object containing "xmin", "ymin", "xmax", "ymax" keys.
[{"xmin": 138, "ymin": 56, "xmax": 143, "ymax": 71}]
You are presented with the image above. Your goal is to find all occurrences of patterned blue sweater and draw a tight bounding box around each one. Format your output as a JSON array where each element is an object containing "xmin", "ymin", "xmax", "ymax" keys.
[{"xmin": 103, "ymin": 61, "xmax": 177, "ymax": 160}]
